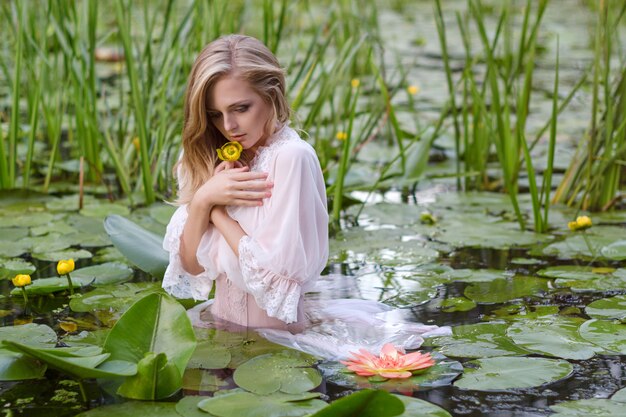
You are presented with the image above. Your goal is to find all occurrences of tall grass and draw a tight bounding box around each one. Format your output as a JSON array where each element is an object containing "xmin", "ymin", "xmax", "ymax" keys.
[{"xmin": 553, "ymin": 1, "xmax": 626, "ymax": 211}]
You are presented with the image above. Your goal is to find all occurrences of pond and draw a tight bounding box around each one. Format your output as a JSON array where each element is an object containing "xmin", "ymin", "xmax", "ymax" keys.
[{"xmin": 1, "ymin": 0, "xmax": 626, "ymax": 416}]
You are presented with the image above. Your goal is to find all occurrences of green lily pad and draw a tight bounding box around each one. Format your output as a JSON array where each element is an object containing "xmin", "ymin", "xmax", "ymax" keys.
[
  {"xmin": 233, "ymin": 350, "xmax": 322, "ymax": 395},
  {"xmin": 537, "ymin": 226, "xmax": 624, "ymax": 260},
  {"xmin": 394, "ymin": 394, "xmax": 451, "ymax": 417},
  {"xmin": 454, "ymin": 357, "xmax": 573, "ymax": 390},
  {"xmin": 0, "ymin": 259, "xmax": 36, "ymax": 279},
  {"xmin": 318, "ymin": 352, "xmax": 462, "ymax": 392},
  {"xmin": 75, "ymin": 401, "xmax": 178, "ymax": 417},
  {"xmin": 611, "ymin": 387, "xmax": 626, "ymax": 402},
  {"xmin": 550, "ymin": 399, "xmax": 626, "ymax": 416},
  {"xmin": 507, "ymin": 317, "xmax": 604, "ymax": 360},
  {"xmin": 464, "ymin": 276, "xmax": 549, "ymax": 303},
  {"xmin": 188, "ymin": 340, "xmax": 232, "ymax": 369},
  {"xmin": 0, "ymin": 227, "xmax": 28, "ymax": 241},
  {"xmin": 0, "ymin": 323, "xmax": 57, "ymax": 347},
  {"xmin": 539, "ymin": 266, "xmax": 626, "ymax": 292},
  {"xmin": 32, "ymin": 248, "xmax": 92, "ymax": 262},
  {"xmin": 149, "ymin": 204, "xmax": 177, "ymax": 225},
  {"xmin": 176, "ymin": 395, "xmax": 214, "ymax": 417},
  {"xmin": 0, "ymin": 348, "xmax": 47, "ymax": 381},
  {"xmin": 3, "ymin": 341, "xmax": 137, "ymax": 379},
  {"xmin": 446, "ymin": 269, "xmax": 512, "ymax": 283},
  {"xmin": 198, "ymin": 389, "xmax": 326, "ymax": 417},
  {"xmin": 437, "ymin": 297, "xmax": 477, "ymax": 312},
  {"xmin": 429, "ymin": 322, "xmax": 529, "ymax": 358},
  {"xmin": 601, "ymin": 240, "xmax": 626, "ymax": 260},
  {"xmin": 0, "ymin": 211, "xmax": 55, "ymax": 228},
  {"xmin": 309, "ymin": 389, "xmax": 405, "ymax": 417},
  {"xmin": 69, "ymin": 282, "xmax": 161, "ymax": 315},
  {"xmin": 0, "ymin": 240, "xmax": 31, "ymax": 258},
  {"xmin": 182, "ymin": 369, "xmax": 230, "ymax": 393},
  {"xmin": 80, "ymin": 203, "xmax": 131, "ymax": 219},
  {"xmin": 578, "ymin": 319, "xmax": 626, "ymax": 354},
  {"xmin": 586, "ymin": 295, "xmax": 626, "ymax": 320}
]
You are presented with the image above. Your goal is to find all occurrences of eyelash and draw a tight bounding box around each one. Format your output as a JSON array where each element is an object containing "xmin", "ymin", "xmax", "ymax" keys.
[{"xmin": 208, "ymin": 106, "xmax": 249, "ymax": 119}]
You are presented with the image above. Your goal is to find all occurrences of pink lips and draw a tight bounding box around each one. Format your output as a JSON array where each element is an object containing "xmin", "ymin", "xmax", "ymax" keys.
[{"xmin": 230, "ymin": 134, "xmax": 245, "ymax": 141}]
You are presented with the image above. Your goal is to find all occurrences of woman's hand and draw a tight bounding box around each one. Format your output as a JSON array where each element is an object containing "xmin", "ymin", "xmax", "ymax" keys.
[{"xmin": 191, "ymin": 164, "xmax": 273, "ymax": 211}]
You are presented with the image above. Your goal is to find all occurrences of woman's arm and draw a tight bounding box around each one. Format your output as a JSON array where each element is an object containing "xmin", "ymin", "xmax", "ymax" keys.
[
  {"xmin": 179, "ymin": 163, "xmax": 272, "ymax": 274},
  {"xmin": 209, "ymin": 206, "xmax": 246, "ymax": 257}
]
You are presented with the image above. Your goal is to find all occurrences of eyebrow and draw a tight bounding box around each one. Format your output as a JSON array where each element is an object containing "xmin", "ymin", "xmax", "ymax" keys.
[{"xmin": 207, "ymin": 100, "xmax": 251, "ymax": 112}]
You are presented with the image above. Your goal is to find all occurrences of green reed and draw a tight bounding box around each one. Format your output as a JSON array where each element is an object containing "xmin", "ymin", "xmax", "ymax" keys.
[{"xmin": 553, "ymin": 1, "xmax": 626, "ymax": 211}]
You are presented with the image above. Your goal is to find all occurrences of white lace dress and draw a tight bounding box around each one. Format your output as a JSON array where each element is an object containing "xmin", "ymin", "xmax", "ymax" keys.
[
  {"xmin": 162, "ymin": 125, "xmax": 451, "ymax": 360},
  {"xmin": 162, "ymin": 125, "xmax": 328, "ymax": 330}
]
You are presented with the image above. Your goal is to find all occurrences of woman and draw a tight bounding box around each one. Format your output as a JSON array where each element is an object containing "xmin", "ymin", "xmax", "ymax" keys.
[{"xmin": 162, "ymin": 34, "xmax": 328, "ymax": 331}]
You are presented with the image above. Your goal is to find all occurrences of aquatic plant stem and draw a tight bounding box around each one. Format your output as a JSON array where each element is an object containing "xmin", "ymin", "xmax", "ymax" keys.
[
  {"xmin": 65, "ymin": 273, "xmax": 74, "ymax": 296},
  {"xmin": 20, "ymin": 287, "xmax": 28, "ymax": 305}
]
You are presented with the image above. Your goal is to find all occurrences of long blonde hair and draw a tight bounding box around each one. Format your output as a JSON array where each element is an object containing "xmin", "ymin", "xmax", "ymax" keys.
[{"xmin": 175, "ymin": 35, "xmax": 290, "ymax": 204}]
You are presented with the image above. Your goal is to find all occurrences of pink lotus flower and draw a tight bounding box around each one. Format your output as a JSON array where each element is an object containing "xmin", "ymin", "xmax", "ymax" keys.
[{"xmin": 340, "ymin": 343, "xmax": 435, "ymax": 379}]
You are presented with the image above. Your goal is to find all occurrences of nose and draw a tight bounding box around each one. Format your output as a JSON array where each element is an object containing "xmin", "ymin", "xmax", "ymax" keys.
[{"xmin": 223, "ymin": 113, "xmax": 237, "ymax": 132}]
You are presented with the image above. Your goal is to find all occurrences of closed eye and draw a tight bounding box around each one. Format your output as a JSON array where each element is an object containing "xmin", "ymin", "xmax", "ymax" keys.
[
  {"xmin": 208, "ymin": 112, "xmax": 222, "ymax": 119},
  {"xmin": 235, "ymin": 105, "xmax": 249, "ymax": 113}
]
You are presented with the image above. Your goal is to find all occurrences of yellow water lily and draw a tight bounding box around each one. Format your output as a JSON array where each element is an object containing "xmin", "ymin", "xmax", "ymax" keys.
[
  {"xmin": 351, "ymin": 78, "xmax": 360, "ymax": 88},
  {"xmin": 12, "ymin": 274, "xmax": 31, "ymax": 305},
  {"xmin": 407, "ymin": 85, "xmax": 420, "ymax": 95},
  {"xmin": 567, "ymin": 215, "xmax": 592, "ymax": 231},
  {"xmin": 12, "ymin": 274, "xmax": 31, "ymax": 287},
  {"xmin": 57, "ymin": 259, "xmax": 75, "ymax": 295},
  {"xmin": 57, "ymin": 259, "xmax": 75, "ymax": 276},
  {"xmin": 217, "ymin": 141, "xmax": 243, "ymax": 162},
  {"xmin": 336, "ymin": 131, "xmax": 348, "ymax": 141}
]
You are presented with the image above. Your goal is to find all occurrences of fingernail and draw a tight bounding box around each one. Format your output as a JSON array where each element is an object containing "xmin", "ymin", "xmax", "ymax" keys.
[{"xmin": 265, "ymin": 192, "xmax": 272, "ymax": 197}]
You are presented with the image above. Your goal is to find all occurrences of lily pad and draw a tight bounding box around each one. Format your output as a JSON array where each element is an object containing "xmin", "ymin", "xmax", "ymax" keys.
[
  {"xmin": 0, "ymin": 259, "xmax": 36, "ymax": 279},
  {"xmin": 464, "ymin": 276, "xmax": 549, "ymax": 303},
  {"xmin": 80, "ymin": 203, "xmax": 131, "ymax": 219},
  {"xmin": 578, "ymin": 319, "xmax": 626, "ymax": 354},
  {"xmin": 309, "ymin": 389, "xmax": 405, "ymax": 417},
  {"xmin": 550, "ymin": 399, "xmax": 626, "ymax": 416},
  {"xmin": 182, "ymin": 369, "xmax": 230, "ymax": 393},
  {"xmin": 233, "ymin": 350, "xmax": 322, "ymax": 395},
  {"xmin": 0, "ymin": 323, "xmax": 57, "ymax": 347},
  {"xmin": 507, "ymin": 317, "xmax": 604, "ymax": 360},
  {"xmin": 611, "ymin": 387, "xmax": 626, "ymax": 403},
  {"xmin": 0, "ymin": 227, "xmax": 28, "ymax": 241},
  {"xmin": 0, "ymin": 348, "xmax": 47, "ymax": 381},
  {"xmin": 176, "ymin": 395, "xmax": 214, "ymax": 417},
  {"xmin": 198, "ymin": 389, "xmax": 326, "ymax": 417},
  {"xmin": 437, "ymin": 297, "xmax": 477, "ymax": 312},
  {"xmin": 318, "ymin": 352, "xmax": 462, "ymax": 392},
  {"xmin": 601, "ymin": 240, "xmax": 626, "ymax": 261},
  {"xmin": 32, "ymin": 248, "xmax": 93, "ymax": 262},
  {"xmin": 0, "ymin": 240, "xmax": 31, "ymax": 258},
  {"xmin": 537, "ymin": 226, "xmax": 624, "ymax": 260},
  {"xmin": 395, "ymin": 394, "xmax": 452, "ymax": 417},
  {"xmin": 69, "ymin": 282, "xmax": 161, "ymax": 315},
  {"xmin": 454, "ymin": 357, "xmax": 573, "ymax": 390},
  {"xmin": 187, "ymin": 340, "xmax": 232, "ymax": 369},
  {"xmin": 428, "ymin": 322, "xmax": 529, "ymax": 358},
  {"xmin": 585, "ymin": 295, "xmax": 626, "ymax": 320},
  {"xmin": 539, "ymin": 266, "xmax": 626, "ymax": 292}
]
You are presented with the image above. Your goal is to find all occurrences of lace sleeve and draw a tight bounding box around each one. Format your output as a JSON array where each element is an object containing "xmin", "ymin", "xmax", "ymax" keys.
[
  {"xmin": 238, "ymin": 139, "xmax": 329, "ymax": 323},
  {"xmin": 162, "ymin": 205, "xmax": 217, "ymax": 300}
]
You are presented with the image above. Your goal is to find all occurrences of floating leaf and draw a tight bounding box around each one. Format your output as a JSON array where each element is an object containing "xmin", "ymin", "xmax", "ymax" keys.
[
  {"xmin": 395, "ymin": 394, "xmax": 452, "ymax": 417},
  {"xmin": 429, "ymin": 322, "xmax": 529, "ymax": 358},
  {"xmin": 0, "ymin": 259, "xmax": 36, "ymax": 280},
  {"xmin": 175, "ymin": 395, "xmax": 214, "ymax": 417},
  {"xmin": 464, "ymin": 276, "xmax": 548, "ymax": 303},
  {"xmin": 0, "ymin": 323, "xmax": 57, "ymax": 347},
  {"xmin": 539, "ymin": 266, "xmax": 626, "ymax": 292},
  {"xmin": 69, "ymin": 282, "xmax": 161, "ymax": 315},
  {"xmin": 437, "ymin": 297, "xmax": 477, "ymax": 312},
  {"xmin": 550, "ymin": 399, "xmax": 626, "ymax": 416},
  {"xmin": 454, "ymin": 357, "xmax": 573, "ymax": 390},
  {"xmin": 318, "ymin": 352, "xmax": 462, "ymax": 392},
  {"xmin": 585, "ymin": 295, "xmax": 626, "ymax": 320},
  {"xmin": 611, "ymin": 387, "xmax": 626, "ymax": 403},
  {"xmin": 507, "ymin": 317, "xmax": 603, "ymax": 360},
  {"xmin": 188, "ymin": 340, "xmax": 232, "ymax": 369},
  {"xmin": 32, "ymin": 249, "xmax": 93, "ymax": 262},
  {"xmin": 104, "ymin": 215, "xmax": 168, "ymax": 277},
  {"xmin": 233, "ymin": 350, "xmax": 321, "ymax": 395},
  {"xmin": 578, "ymin": 319, "xmax": 626, "ymax": 354},
  {"xmin": 3, "ymin": 341, "xmax": 136, "ymax": 379},
  {"xmin": 601, "ymin": 240, "xmax": 626, "ymax": 261},
  {"xmin": 309, "ymin": 389, "xmax": 404, "ymax": 417},
  {"xmin": 0, "ymin": 348, "xmax": 47, "ymax": 381},
  {"xmin": 182, "ymin": 369, "xmax": 229, "ymax": 393},
  {"xmin": 198, "ymin": 389, "xmax": 326, "ymax": 417}
]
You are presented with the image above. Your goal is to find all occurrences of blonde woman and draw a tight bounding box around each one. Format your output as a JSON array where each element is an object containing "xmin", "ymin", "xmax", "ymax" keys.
[
  {"xmin": 163, "ymin": 35, "xmax": 448, "ymax": 358},
  {"xmin": 163, "ymin": 35, "xmax": 328, "ymax": 331}
]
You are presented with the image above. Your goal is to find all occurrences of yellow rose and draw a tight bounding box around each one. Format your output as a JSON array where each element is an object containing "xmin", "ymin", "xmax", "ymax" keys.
[
  {"xmin": 216, "ymin": 141, "xmax": 243, "ymax": 162},
  {"xmin": 57, "ymin": 259, "xmax": 75, "ymax": 276},
  {"xmin": 12, "ymin": 274, "xmax": 31, "ymax": 287}
]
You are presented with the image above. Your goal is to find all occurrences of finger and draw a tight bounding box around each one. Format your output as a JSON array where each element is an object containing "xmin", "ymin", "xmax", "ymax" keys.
[
  {"xmin": 231, "ymin": 171, "xmax": 268, "ymax": 181},
  {"xmin": 234, "ymin": 161, "xmax": 244, "ymax": 168},
  {"xmin": 231, "ymin": 199, "xmax": 265, "ymax": 207},
  {"xmin": 235, "ymin": 180, "xmax": 274, "ymax": 191},
  {"xmin": 235, "ymin": 191, "xmax": 272, "ymax": 199}
]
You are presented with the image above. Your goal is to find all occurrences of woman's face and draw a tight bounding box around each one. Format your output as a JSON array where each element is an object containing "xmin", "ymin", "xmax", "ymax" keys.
[{"xmin": 207, "ymin": 75, "xmax": 274, "ymax": 151}]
